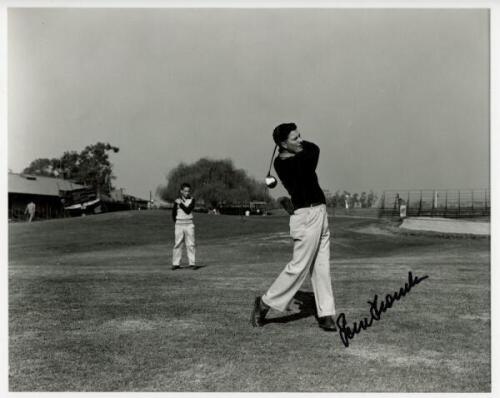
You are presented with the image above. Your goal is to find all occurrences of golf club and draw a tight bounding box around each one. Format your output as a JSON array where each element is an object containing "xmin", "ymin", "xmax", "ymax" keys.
[{"xmin": 265, "ymin": 144, "xmax": 278, "ymax": 189}]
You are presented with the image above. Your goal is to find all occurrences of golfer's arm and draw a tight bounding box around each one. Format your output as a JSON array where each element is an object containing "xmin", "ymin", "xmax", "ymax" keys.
[
  {"xmin": 179, "ymin": 198, "xmax": 196, "ymax": 214},
  {"xmin": 171, "ymin": 203, "xmax": 178, "ymax": 222},
  {"xmin": 298, "ymin": 141, "xmax": 320, "ymax": 170}
]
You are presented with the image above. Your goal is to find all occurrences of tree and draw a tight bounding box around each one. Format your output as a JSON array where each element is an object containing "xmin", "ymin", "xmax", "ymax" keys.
[
  {"xmin": 157, "ymin": 158, "xmax": 273, "ymax": 208},
  {"xmin": 23, "ymin": 142, "xmax": 119, "ymax": 194},
  {"xmin": 325, "ymin": 189, "xmax": 379, "ymax": 208},
  {"xmin": 360, "ymin": 192, "xmax": 367, "ymax": 208},
  {"xmin": 23, "ymin": 158, "xmax": 59, "ymax": 177},
  {"xmin": 59, "ymin": 151, "xmax": 80, "ymax": 179},
  {"xmin": 342, "ymin": 190, "xmax": 351, "ymax": 208},
  {"xmin": 75, "ymin": 143, "xmax": 119, "ymax": 194},
  {"xmin": 367, "ymin": 190, "xmax": 378, "ymax": 208}
]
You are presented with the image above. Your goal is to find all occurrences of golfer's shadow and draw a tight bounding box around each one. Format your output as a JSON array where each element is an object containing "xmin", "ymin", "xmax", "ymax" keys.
[{"xmin": 264, "ymin": 291, "xmax": 317, "ymax": 325}]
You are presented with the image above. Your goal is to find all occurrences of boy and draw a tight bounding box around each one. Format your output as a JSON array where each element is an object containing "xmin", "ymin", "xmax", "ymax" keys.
[{"xmin": 171, "ymin": 183, "xmax": 196, "ymax": 269}]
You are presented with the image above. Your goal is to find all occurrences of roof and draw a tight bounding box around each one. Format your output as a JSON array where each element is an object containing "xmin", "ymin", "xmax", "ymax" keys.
[{"xmin": 8, "ymin": 173, "xmax": 86, "ymax": 197}]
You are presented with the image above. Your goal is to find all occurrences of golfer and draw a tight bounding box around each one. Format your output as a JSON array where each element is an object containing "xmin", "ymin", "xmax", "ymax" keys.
[
  {"xmin": 251, "ymin": 123, "xmax": 337, "ymax": 331},
  {"xmin": 171, "ymin": 183, "xmax": 196, "ymax": 270}
]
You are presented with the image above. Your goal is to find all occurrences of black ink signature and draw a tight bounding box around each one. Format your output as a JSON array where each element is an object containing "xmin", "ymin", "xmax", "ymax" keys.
[{"xmin": 336, "ymin": 271, "xmax": 429, "ymax": 347}]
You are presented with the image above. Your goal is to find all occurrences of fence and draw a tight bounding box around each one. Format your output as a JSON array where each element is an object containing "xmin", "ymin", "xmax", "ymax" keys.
[{"xmin": 379, "ymin": 189, "xmax": 490, "ymax": 219}]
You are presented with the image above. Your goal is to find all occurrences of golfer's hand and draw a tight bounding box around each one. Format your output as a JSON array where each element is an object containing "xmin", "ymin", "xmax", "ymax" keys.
[
  {"xmin": 278, "ymin": 196, "xmax": 294, "ymax": 215},
  {"xmin": 175, "ymin": 199, "xmax": 182, "ymax": 204}
]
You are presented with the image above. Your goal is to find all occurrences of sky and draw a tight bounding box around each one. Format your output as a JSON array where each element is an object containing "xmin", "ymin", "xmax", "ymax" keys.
[{"xmin": 7, "ymin": 8, "xmax": 490, "ymax": 199}]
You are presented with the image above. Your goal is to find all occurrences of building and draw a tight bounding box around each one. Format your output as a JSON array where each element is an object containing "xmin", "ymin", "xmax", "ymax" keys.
[
  {"xmin": 8, "ymin": 173, "xmax": 86, "ymax": 221},
  {"xmin": 123, "ymin": 194, "xmax": 150, "ymax": 210}
]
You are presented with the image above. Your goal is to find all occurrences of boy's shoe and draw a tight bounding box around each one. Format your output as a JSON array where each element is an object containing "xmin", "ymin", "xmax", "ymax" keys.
[
  {"xmin": 171, "ymin": 265, "xmax": 181, "ymax": 270},
  {"xmin": 251, "ymin": 296, "xmax": 270, "ymax": 327},
  {"xmin": 318, "ymin": 316, "xmax": 337, "ymax": 331}
]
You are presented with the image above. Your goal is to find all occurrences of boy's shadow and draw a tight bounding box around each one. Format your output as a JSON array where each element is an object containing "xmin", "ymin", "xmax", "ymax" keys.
[{"xmin": 263, "ymin": 291, "xmax": 317, "ymax": 325}]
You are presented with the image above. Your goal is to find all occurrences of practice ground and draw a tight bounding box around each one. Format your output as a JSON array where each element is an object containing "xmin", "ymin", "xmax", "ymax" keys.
[{"xmin": 8, "ymin": 210, "xmax": 490, "ymax": 392}]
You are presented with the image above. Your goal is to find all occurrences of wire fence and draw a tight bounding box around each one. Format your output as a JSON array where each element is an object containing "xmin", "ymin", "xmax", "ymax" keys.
[{"xmin": 379, "ymin": 189, "xmax": 490, "ymax": 219}]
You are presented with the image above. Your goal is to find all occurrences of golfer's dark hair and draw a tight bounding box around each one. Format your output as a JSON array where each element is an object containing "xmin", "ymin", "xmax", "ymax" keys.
[
  {"xmin": 180, "ymin": 183, "xmax": 191, "ymax": 190},
  {"xmin": 273, "ymin": 123, "xmax": 297, "ymax": 148}
]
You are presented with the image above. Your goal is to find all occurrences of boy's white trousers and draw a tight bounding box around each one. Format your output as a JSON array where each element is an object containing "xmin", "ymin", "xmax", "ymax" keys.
[{"xmin": 172, "ymin": 222, "xmax": 195, "ymax": 266}]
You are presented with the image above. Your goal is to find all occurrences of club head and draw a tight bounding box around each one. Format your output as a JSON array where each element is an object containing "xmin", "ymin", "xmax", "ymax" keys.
[{"xmin": 265, "ymin": 175, "xmax": 278, "ymax": 189}]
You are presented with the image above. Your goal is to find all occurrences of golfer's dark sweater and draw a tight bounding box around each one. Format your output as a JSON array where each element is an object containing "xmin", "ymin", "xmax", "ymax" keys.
[{"xmin": 274, "ymin": 141, "xmax": 326, "ymax": 211}]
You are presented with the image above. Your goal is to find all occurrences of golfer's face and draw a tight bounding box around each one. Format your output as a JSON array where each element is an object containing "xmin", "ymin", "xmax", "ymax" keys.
[
  {"xmin": 283, "ymin": 130, "xmax": 303, "ymax": 153},
  {"xmin": 181, "ymin": 187, "xmax": 191, "ymax": 199}
]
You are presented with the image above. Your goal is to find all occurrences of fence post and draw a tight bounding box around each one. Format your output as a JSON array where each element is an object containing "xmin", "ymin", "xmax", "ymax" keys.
[
  {"xmin": 458, "ymin": 190, "xmax": 461, "ymax": 218},
  {"xmin": 432, "ymin": 190, "xmax": 435, "ymax": 217},
  {"xmin": 407, "ymin": 191, "xmax": 410, "ymax": 216},
  {"xmin": 471, "ymin": 190, "xmax": 474, "ymax": 212},
  {"xmin": 418, "ymin": 190, "xmax": 422, "ymax": 216},
  {"xmin": 485, "ymin": 190, "xmax": 487, "ymax": 214},
  {"xmin": 445, "ymin": 190, "xmax": 448, "ymax": 218}
]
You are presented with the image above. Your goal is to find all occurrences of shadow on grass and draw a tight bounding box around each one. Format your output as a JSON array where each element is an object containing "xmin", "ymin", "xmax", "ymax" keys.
[
  {"xmin": 190, "ymin": 264, "xmax": 207, "ymax": 270},
  {"xmin": 264, "ymin": 291, "xmax": 317, "ymax": 325},
  {"xmin": 172, "ymin": 265, "xmax": 207, "ymax": 271}
]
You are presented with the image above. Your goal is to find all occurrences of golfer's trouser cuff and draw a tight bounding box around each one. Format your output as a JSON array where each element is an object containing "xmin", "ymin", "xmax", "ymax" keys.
[{"xmin": 262, "ymin": 205, "xmax": 335, "ymax": 317}]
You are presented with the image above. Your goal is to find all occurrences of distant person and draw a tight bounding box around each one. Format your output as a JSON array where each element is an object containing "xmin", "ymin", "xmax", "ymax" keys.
[
  {"xmin": 171, "ymin": 183, "xmax": 196, "ymax": 270},
  {"xmin": 399, "ymin": 200, "xmax": 407, "ymax": 220},
  {"xmin": 25, "ymin": 201, "xmax": 36, "ymax": 223},
  {"xmin": 251, "ymin": 123, "xmax": 337, "ymax": 332},
  {"xmin": 394, "ymin": 193, "xmax": 400, "ymax": 209}
]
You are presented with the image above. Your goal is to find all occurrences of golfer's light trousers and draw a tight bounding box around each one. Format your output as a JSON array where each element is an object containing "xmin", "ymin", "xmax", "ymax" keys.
[
  {"xmin": 172, "ymin": 222, "xmax": 195, "ymax": 266},
  {"xmin": 262, "ymin": 204, "xmax": 335, "ymax": 317}
]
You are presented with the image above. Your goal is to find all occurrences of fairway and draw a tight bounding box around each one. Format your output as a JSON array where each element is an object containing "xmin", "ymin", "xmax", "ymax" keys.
[{"xmin": 8, "ymin": 210, "xmax": 490, "ymax": 392}]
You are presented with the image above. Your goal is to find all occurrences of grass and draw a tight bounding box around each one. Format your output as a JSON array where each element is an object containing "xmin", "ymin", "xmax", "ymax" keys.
[{"xmin": 8, "ymin": 210, "xmax": 490, "ymax": 392}]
